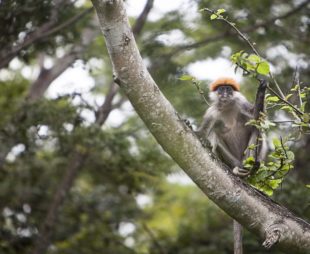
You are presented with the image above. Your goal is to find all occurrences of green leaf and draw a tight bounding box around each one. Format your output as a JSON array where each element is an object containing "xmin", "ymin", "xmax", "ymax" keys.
[
  {"xmin": 303, "ymin": 113, "xmax": 310, "ymax": 123},
  {"xmin": 210, "ymin": 14, "xmax": 218, "ymax": 20},
  {"xmin": 273, "ymin": 138, "xmax": 281, "ymax": 148},
  {"xmin": 247, "ymin": 144, "xmax": 256, "ymax": 150},
  {"xmin": 245, "ymin": 156, "xmax": 255, "ymax": 163},
  {"xmin": 179, "ymin": 75, "xmax": 193, "ymax": 81},
  {"xmin": 257, "ymin": 61, "xmax": 270, "ymax": 75},
  {"xmin": 280, "ymin": 105, "xmax": 292, "ymax": 111},
  {"xmin": 291, "ymin": 84, "xmax": 299, "ymax": 91},
  {"xmin": 285, "ymin": 94, "xmax": 293, "ymax": 100},
  {"xmin": 266, "ymin": 96, "xmax": 279, "ymax": 102},
  {"xmin": 306, "ymin": 184, "xmax": 310, "ymax": 189},
  {"xmin": 264, "ymin": 188, "xmax": 274, "ymax": 196},
  {"xmin": 216, "ymin": 9, "xmax": 226, "ymax": 15},
  {"xmin": 248, "ymin": 54, "xmax": 261, "ymax": 63},
  {"xmin": 269, "ymin": 179, "xmax": 281, "ymax": 189},
  {"xmin": 287, "ymin": 151, "xmax": 295, "ymax": 161}
]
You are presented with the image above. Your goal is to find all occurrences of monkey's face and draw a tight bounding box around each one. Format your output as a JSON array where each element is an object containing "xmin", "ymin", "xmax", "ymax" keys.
[{"xmin": 216, "ymin": 85, "xmax": 234, "ymax": 103}]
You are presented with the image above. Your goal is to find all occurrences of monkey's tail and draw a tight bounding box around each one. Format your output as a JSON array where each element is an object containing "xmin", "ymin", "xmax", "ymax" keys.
[{"xmin": 233, "ymin": 220, "xmax": 243, "ymax": 254}]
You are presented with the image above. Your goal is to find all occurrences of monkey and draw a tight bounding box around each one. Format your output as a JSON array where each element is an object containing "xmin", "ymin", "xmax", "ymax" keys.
[
  {"xmin": 196, "ymin": 77, "xmax": 267, "ymax": 254},
  {"xmin": 197, "ymin": 77, "xmax": 267, "ymax": 177}
]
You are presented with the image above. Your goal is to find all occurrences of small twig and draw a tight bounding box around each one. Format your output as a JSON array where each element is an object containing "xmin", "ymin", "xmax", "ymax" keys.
[
  {"xmin": 172, "ymin": 0, "xmax": 309, "ymax": 57},
  {"xmin": 268, "ymin": 72, "xmax": 285, "ymax": 99},
  {"xmin": 267, "ymin": 85, "xmax": 304, "ymax": 116},
  {"xmin": 202, "ymin": 8, "xmax": 259, "ymax": 56},
  {"xmin": 294, "ymin": 67, "xmax": 303, "ymax": 108},
  {"xmin": 266, "ymin": 137, "xmax": 290, "ymax": 180},
  {"xmin": 280, "ymin": 137, "xmax": 289, "ymax": 160},
  {"xmin": 141, "ymin": 223, "xmax": 166, "ymax": 254},
  {"xmin": 202, "ymin": 8, "xmax": 285, "ymax": 99},
  {"xmin": 266, "ymin": 158, "xmax": 284, "ymax": 179},
  {"xmin": 193, "ymin": 80, "xmax": 210, "ymax": 106},
  {"xmin": 43, "ymin": 7, "xmax": 93, "ymax": 37},
  {"xmin": 271, "ymin": 120, "xmax": 295, "ymax": 124}
]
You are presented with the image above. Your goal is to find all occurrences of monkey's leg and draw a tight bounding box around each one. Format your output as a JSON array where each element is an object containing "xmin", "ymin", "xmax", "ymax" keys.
[
  {"xmin": 233, "ymin": 220, "xmax": 243, "ymax": 254},
  {"xmin": 216, "ymin": 142, "xmax": 250, "ymax": 177}
]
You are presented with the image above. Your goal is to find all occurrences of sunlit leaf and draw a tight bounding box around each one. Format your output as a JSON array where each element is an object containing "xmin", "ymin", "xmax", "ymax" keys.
[
  {"xmin": 303, "ymin": 113, "xmax": 310, "ymax": 123},
  {"xmin": 179, "ymin": 75, "xmax": 193, "ymax": 81},
  {"xmin": 210, "ymin": 14, "xmax": 218, "ymax": 20},
  {"xmin": 266, "ymin": 96, "xmax": 279, "ymax": 102},
  {"xmin": 273, "ymin": 138, "xmax": 281, "ymax": 148},
  {"xmin": 257, "ymin": 61, "xmax": 270, "ymax": 75},
  {"xmin": 216, "ymin": 9, "xmax": 226, "ymax": 15},
  {"xmin": 248, "ymin": 54, "xmax": 261, "ymax": 63}
]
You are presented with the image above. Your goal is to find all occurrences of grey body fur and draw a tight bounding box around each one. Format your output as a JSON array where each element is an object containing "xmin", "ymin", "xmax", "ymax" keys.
[{"xmin": 197, "ymin": 89, "xmax": 267, "ymax": 175}]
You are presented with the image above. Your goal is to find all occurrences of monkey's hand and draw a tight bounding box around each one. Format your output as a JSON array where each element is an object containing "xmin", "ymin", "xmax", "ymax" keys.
[
  {"xmin": 194, "ymin": 131, "xmax": 212, "ymax": 149},
  {"xmin": 183, "ymin": 119, "xmax": 193, "ymax": 130},
  {"xmin": 232, "ymin": 166, "xmax": 250, "ymax": 177}
]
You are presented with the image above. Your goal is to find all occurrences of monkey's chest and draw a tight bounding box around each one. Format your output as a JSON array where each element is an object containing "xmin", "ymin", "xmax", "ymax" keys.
[{"xmin": 218, "ymin": 121, "xmax": 251, "ymax": 159}]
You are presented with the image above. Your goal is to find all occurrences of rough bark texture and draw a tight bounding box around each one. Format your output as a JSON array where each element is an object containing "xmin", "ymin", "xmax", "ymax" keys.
[{"xmin": 91, "ymin": 0, "xmax": 310, "ymax": 253}]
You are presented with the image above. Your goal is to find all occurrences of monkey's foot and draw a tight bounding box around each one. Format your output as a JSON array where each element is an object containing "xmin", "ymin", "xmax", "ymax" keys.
[
  {"xmin": 233, "ymin": 167, "xmax": 250, "ymax": 177},
  {"xmin": 262, "ymin": 224, "xmax": 282, "ymax": 249}
]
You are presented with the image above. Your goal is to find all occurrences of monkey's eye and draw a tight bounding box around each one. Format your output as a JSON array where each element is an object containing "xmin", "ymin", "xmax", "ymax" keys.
[{"xmin": 217, "ymin": 85, "xmax": 233, "ymax": 93}]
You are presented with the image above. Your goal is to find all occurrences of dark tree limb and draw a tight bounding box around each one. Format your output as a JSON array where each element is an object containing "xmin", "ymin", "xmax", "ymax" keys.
[
  {"xmin": 132, "ymin": 0, "xmax": 154, "ymax": 36},
  {"xmin": 27, "ymin": 54, "xmax": 76, "ymax": 101},
  {"xmin": 95, "ymin": 82, "xmax": 119, "ymax": 125},
  {"xmin": 0, "ymin": 6, "xmax": 92, "ymax": 69}
]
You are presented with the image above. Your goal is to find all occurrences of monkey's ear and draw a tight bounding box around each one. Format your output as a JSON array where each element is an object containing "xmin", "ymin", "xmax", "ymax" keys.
[{"xmin": 210, "ymin": 77, "xmax": 240, "ymax": 91}]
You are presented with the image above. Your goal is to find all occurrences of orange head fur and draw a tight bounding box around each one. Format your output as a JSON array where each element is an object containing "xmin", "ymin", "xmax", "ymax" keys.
[{"xmin": 209, "ymin": 77, "xmax": 240, "ymax": 91}]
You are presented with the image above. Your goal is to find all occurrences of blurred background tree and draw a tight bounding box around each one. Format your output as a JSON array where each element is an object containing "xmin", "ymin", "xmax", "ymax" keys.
[{"xmin": 0, "ymin": 0, "xmax": 309, "ymax": 253}]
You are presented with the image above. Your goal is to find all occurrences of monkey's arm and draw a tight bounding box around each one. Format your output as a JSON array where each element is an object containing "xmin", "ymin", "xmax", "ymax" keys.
[
  {"xmin": 244, "ymin": 79, "xmax": 268, "ymax": 173},
  {"xmin": 196, "ymin": 107, "xmax": 216, "ymax": 140},
  {"xmin": 253, "ymin": 79, "xmax": 267, "ymax": 119}
]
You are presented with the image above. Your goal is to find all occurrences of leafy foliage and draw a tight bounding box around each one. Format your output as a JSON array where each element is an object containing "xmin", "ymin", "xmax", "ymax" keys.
[
  {"xmin": 246, "ymin": 138, "xmax": 294, "ymax": 196},
  {"xmin": 231, "ymin": 51, "xmax": 270, "ymax": 76}
]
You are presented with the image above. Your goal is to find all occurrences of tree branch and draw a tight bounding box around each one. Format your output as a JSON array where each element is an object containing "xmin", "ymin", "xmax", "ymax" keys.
[
  {"xmin": 171, "ymin": 0, "xmax": 310, "ymax": 56},
  {"xmin": 0, "ymin": 6, "xmax": 92, "ymax": 69},
  {"xmin": 95, "ymin": 82, "xmax": 119, "ymax": 125},
  {"xmin": 42, "ymin": 7, "xmax": 93, "ymax": 38},
  {"xmin": 26, "ymin": 54, "xmax": 76, "ymax": 101},
  {"xmin": 91, "ymin": 0, "xmax": 310, "ymax": 253},
  {"xmin": 132, "ymin": 0, "xmax": 154, "ymax": 36}
]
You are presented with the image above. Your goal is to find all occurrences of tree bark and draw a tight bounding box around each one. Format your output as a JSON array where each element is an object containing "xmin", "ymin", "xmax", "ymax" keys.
[{"xmin": 91, "ymin": 0, "xmax": 310, "ymax": 253}]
